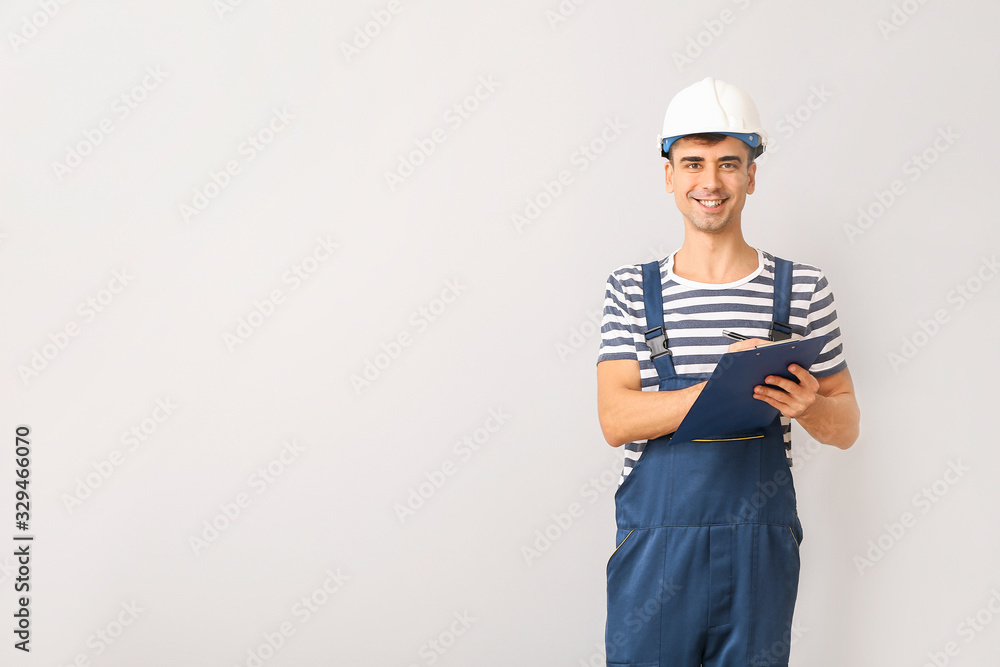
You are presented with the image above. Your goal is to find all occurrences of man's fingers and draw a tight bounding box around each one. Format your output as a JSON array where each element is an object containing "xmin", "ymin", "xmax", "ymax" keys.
[
  {"xmin": 753, "ymin": 387, "xmax": 790, "ymax": 413},
  {"xmin": 787, "ymin": 364, "xmax": 820, "ymax": 393},
  {"xmin": 756, "ymin": 367, "xmax": 819, "ymax": 418},
  {"xmin": 726, "ymin": 337, "xmax": 770, "ymax": 353},
  {"xmin": 787, "ymin": 363, "xmax": 813, "ymax": 384},
  {"xmin": 755, "ymin": 388, "xmax": 804, "ymax": 418},
  {"xmin": 762, "ymin": 374, "xmax": 794, "ymax": 393}
]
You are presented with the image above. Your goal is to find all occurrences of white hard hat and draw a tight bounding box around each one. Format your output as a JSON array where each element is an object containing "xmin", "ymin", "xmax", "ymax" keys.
[{"xmin": 659, "ymin": 77, "xmax": 767, "ymax": 159}]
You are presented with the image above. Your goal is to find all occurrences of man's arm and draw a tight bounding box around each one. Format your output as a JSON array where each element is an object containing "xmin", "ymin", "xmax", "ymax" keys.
[
  {"xmin": 596, "ymin": 359, "xmax": 706, "ymax": 447},
  {"xmin": 715, "ymin": 337, "xmax": 861, "ymax": 449},
  {"xmin": 781, "ymin": 366, "xmax": 860, "ymax": 449},
  {"xmin": 747, "ymin": 351, "xmax": 859, "ymax": 449}
]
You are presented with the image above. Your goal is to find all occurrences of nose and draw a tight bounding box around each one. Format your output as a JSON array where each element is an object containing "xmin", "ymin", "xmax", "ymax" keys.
[{"xmin": 698, "ymin": 164, "xmax": 722, "ymax": 191}]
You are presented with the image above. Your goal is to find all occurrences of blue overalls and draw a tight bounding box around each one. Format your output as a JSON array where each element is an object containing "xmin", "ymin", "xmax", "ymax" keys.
[{"xmin": 605, "ymin": 258, "xmax": 803, "ymax": 667}]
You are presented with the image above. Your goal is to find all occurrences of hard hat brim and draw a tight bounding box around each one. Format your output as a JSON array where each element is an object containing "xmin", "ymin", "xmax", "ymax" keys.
[{"xmin": 660, "ymin": 132, "xmax": 765, "ymax": 159}]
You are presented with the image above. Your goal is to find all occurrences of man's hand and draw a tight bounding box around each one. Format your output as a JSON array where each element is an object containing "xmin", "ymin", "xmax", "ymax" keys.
[
  {"xmin": 724, "ymin": 337, "xmax": 859, "ymax": 448},
  {"xmin": 726, "ymin": 338, "xmax": 819, "ymax": 418},
  {"xmin": 725, "ymin": 337, "xmax": 768, "ymax": 353},
  {"xmin": 753, "ymin": 363, "xmax": 820, "ymax": 419}
]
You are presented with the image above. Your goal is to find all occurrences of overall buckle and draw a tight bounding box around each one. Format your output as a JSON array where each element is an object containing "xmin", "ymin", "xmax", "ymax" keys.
[
  {"xmin": 645, "ymin": 326, "xmax": 671, "ymax": 359},
  {"xmin": 769, "ymin": 321, "xmax": 793, "ymax": 342}
]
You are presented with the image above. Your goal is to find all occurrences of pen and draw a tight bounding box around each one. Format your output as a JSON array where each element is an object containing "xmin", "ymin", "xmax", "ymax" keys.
[{"xmin": 722, "ymin": 330, "xmax": 751, "ymax": 341}]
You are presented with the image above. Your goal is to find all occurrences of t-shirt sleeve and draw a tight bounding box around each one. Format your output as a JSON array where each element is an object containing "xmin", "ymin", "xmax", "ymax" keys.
[
  {"xmin": 597, "ymin": 270, "xmax": 639, "ymax": 364},
  {"xmin": 803, "ymin": 270, "xmax": 848, "ymax": 378}
]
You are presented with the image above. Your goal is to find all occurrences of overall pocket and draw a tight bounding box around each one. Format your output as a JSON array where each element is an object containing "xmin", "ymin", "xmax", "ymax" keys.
[
  {"xmin": 605, "ymin": 529, "xmax": 664, "ymax": 665},
  {"xmin": 790, "ymin": 515, "xmax": 804, "ymax": 548},
  {"xmin": 691, "ymin": 427, "xmax": 766, "ymax": 442},
  {"xmin": 608, "ymin": 529, "xmax": 633, "ymax": 564}
]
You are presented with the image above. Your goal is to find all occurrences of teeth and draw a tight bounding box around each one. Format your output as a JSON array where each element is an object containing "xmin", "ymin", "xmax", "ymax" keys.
[{"xmin": 698, "ymin": 199, "xmax": 723, "ymax": 208}]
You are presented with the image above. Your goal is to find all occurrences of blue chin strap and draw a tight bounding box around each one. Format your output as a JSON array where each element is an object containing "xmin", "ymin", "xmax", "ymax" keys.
[{"xmin": 661, "ymin": 132, "xmax": 764, "ymax": 158}]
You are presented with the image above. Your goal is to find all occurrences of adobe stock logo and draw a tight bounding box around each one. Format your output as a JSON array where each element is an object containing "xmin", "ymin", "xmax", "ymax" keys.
[
  {"xmin": 919, "ymin": 589, "xmax": 1000, "ymax": 667},
  {"xmin": 877, "ymin": 0, "xmax": 932, "ymax": 40},
  {"xmin": 384, "ymin": 76, "xmax": 501, "ymax": 192},
  {"xmin": 511, "ymin": 117, "xmax": 627, "ymax": 234},
  {"xmin": 224, "ymin": 236, "xmax": 339, "ymax": 351},
  {"xmin": 340, "ymin": 0, "xmax": 413, "ymax": 63},
  {"xmin": 554, "ymin": 308, "xmax": 602, "ymax": 361},
  {"xmin": 17, "ymin": 269, "xmax": 134, "ymax": 386},
  {"xmin": 544, "ymin": 0, "xmax": 587, "ymax": 31},
  {"xmin": 179, "ymin": 108, "xmax": 295, "ymax": 223},
  {"xmin": 8, "ymin": 0, "xmax": 74, "ymax": 52},
  {"xmin": 61, "ymin": 398, "xmax": 178, "ymax": 513},
  {"xmin": 853, "ymin": 459, "xmax": 969, "ymax": 575},
  {"xmin": 188, "ymin": 439, "xmax": 307, "ymax": 557},
  {"xmin": 755, "ymin": 85, "xmax": 832, "ymax": 164},
  {"xmin": 351, "ymin": 278, "xmax": 466, "ymax": 394},
  {"xmin": 55, "ymin": 601, "xmax": 145, "ymax": 666},
  {"xmin": 521, "ymin": 456, "xmax": 622, "ymax": 566},
  {"xmin": 214, "ymin": 0, "xmax": 252, "ymax": 19},
  {"xmin": 393, "ymin": 408, "xmax": 510, "ymax": 525},
  {"xmin": 671, "ymin": 0, "xmax": 754, "ymax": 72},
  {"xmin": 403, "ymin": 611, "xmax": 477, "ymax": 667},
  {"xmin": 231, "ymin": 566, "xmax": 349, "ymax": 667},
  {"xmin": 844, "ymin": 127, "xmax": 958, "ymax": 243},
  {"xmin": 887, "ymin": 255, "xmax": 997, "ymax": 372},
  {"xmin": 51, "ymin": 66, "xmax": 168, "ymax": 182}
]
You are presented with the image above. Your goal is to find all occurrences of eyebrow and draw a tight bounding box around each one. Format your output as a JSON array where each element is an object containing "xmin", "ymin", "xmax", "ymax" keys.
[{"xmin": 678, "ymin": 155, "xmax": 744, "ymax": 164}]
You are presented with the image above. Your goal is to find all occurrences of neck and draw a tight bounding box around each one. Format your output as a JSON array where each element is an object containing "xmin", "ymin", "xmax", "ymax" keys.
[{"xmin": 673, "ymin": 231, "xmax": 757, "ymax": 284}]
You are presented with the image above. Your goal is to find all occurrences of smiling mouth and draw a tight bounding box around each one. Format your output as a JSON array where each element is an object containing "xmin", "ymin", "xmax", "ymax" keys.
[{"xmin": 694, "ymin": 198, "xmax": 726, "ymax": 209}]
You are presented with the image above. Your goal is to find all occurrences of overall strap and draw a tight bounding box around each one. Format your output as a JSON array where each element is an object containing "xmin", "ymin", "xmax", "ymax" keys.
[
  {"xmin": 770, "ymin": 256, "xmax": 793, "ymax": 341},
  {"xmin": 641, "ymin": 261, "xmax": 678, "ymax": 381}
]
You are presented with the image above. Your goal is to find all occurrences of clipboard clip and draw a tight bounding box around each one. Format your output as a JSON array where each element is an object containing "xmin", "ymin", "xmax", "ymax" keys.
[
  {"xmin": 645, "ymin": 326, "xmax": 671, "ymax": 359},
  {"xmin": 769, "ymin": 321, "xmax": 793, "ymax": 342}
]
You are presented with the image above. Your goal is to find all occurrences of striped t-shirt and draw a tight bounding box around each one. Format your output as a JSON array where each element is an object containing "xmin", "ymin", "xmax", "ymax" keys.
[{"xmin": 597, "ymin": 247, "xmax": 847, "ymax": 486}]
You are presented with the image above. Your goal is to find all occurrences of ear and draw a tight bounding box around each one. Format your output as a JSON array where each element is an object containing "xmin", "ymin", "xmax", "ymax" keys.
[
  {"xmin": 664, "ymin": 160, "xmax": 675, "ymax": 194},
  {"xmin": 746, "ymin": 161, "xmax": 756, "ymax": 195}
]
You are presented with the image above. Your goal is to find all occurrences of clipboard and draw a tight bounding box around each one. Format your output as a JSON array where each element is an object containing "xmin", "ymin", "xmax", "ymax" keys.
[{"xmin": 669, "ymin": 334, "xmax": 833, "ymax": 443}]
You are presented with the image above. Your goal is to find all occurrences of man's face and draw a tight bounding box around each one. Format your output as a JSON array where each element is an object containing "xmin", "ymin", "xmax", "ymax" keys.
[{"xmin": 664, "ymin": 136, "xmax": 756, "ymax": 234}]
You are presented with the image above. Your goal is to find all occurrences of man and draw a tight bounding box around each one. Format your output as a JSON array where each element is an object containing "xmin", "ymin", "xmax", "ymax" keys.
[{"xmin": 596, "ymin": 77, "xmax": 860, "ymax": 667}]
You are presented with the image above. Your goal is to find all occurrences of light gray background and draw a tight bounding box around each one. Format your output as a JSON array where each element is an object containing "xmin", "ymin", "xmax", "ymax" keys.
[{"xmin": 2, "ymin": 1, "xmax": 998, "ymax": 665}]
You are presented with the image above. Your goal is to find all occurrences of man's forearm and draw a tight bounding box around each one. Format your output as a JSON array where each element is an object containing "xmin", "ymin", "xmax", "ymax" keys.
[
  {"xmin": 598, "ymin": 382, "xmax": 705, "ymax": 447},
  {"xmin": 795, "ymin": 392, "xmax": 860, "ymax": 449}
]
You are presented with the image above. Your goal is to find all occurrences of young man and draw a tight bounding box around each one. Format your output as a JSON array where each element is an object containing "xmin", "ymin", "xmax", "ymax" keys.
[{"xmin": 596, "ymin": 78, "xmax": 860, "ymax": 667}]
